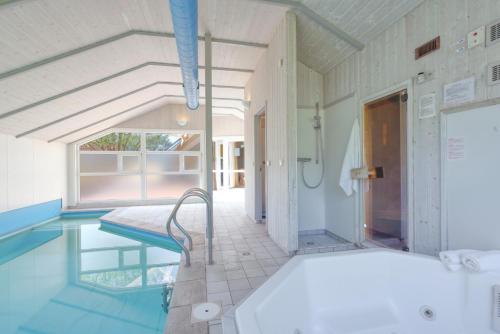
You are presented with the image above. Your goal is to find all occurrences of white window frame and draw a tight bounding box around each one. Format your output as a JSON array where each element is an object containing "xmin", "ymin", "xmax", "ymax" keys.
[{"xmin": 76, "ymin": 128, "xmax": 205, "ymax": 204}]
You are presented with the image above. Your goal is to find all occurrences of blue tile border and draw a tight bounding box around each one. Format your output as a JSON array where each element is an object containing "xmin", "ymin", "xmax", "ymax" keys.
[
  {"xmin": 0, "ymin": 199, "xmax": 62, "ymax": 237},
  {"xmin": 61, "ymin": 210, "xmax": 111, "ymax": 219},
  {"xmin": 0, "ymin": 224, "xmax": 63, "ymax": 265},
  {"xmin": 100, "ymin": 220, "xmax": 183, "ymax": 253}
]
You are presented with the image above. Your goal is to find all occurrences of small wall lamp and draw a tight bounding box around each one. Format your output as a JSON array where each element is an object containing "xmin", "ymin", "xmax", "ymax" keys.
[{"xmin": 176, "ymin": 118, "xmax": 189, "ymax": 127}]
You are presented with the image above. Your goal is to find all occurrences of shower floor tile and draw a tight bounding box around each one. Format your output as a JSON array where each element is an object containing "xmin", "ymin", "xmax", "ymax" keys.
[{"xmin": 297, "ymin": 232, "xmax": 357, "ymax": 254}]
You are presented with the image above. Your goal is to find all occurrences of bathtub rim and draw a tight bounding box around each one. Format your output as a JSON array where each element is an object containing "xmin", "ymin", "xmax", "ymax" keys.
[{"xmin": 234, "ymin": 248, "xmax": 442, "ymax": 334}]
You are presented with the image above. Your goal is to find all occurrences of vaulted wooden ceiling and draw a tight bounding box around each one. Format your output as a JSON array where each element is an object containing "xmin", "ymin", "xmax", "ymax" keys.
[
  {"xmin": 0, "ymin": 0, "xmax": 286, "ymax": 142},
  {"xmin": 0, "ymin": 0, "xmax": 423, "ymax": 143}
]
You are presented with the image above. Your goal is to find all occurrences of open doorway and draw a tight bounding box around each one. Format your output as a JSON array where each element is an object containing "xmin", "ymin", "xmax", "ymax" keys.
[
  {"xmin": 212, "ymin": 138, "xmax": 245, "ymax": 190},
  {"xmin": 363, "ymin": 90, "xmax": 409, "ymax": 250},
  {"xmin": 254, "ymin": 108, "xmax": 267, "ymax": 222}
]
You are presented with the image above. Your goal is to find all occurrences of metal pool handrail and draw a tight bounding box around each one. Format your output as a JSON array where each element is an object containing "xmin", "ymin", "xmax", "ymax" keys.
[{"xmin": 166, "ymin": 187, "xmax": 213, "ymax": 267}]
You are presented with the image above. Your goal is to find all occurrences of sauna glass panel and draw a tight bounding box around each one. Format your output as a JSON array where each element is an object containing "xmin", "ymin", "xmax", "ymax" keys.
[{"xmin": 363, "ymin": 92, "xmax": 407, "ymax": 250}]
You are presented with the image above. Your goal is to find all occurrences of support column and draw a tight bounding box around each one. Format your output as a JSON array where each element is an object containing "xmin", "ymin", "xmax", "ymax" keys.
[
  {"xmin": 205, "ymin": 32, "xmax": 213, "ymax": 194},
  {"xmin": 205, "ymin": 32, "xmax": 214, "ymax": 264}
]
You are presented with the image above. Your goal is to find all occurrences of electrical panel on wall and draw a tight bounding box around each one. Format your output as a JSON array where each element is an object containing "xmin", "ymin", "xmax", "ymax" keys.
[{"xmin": 467, "ymin": 26, "xmax": 485, "ymax": 48}]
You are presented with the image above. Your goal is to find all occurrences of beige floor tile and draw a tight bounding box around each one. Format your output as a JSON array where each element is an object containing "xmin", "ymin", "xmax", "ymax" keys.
[
  {"xmin": 248, "ymin": 276, "xmax": 268, "ymax": 289},
  {"xmin": 228, "ymin": 278, "xmax": 251, "ymax": 291},
  {"xmin": 170, "ymin": 279, "xmax": 206, "ymax": 308},
  {"xmin": 225, "ymin": 269, "xmax": 246, "ymax": 280},
  {"xmin": 207, "ymin": 292, "xmax": 233, "ymax": 306}
]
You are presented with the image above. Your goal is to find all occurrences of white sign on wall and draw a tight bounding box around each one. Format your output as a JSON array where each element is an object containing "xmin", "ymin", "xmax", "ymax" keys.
[
  {"xmin": 418, "ymin": 93, "xmax": 436, "ymax": 119},
  {"xmin": 447, "ymin": 137, "xmax": 465, "ymax": 160},
  {"xmin": 443, "ymin": 77, "xmax": 475, "ymax": 106}
]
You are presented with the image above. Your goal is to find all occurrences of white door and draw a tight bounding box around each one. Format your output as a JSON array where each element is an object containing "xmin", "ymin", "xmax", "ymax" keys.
[{"xmin": 444, "ymin": 104, "xmax": 500, "ymax": 250}]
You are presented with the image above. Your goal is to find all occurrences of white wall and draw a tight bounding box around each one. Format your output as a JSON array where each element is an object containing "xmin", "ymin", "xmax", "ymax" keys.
[
  {"xmin": 109, "ymin": 104, "xmax": 241, "ymax": 138},
  {"xmin": 297, "ymin": 62, "xmax": 325, "ymax": 232},
  {"xmin": 213, "ymin": 115, "xmax": 244, "ymax": 138},
  {"xmin": 322, "ymin": 0, "xmax": 500, "ymax": 255},
  {"xmin": 0, "ymin": 134, "xmax": 67, "ymax": 212},
  {"xmin": 245, "ymin": 11, "xmax": 298, "ymax": 253},
  {"xmin": 116, "ymin": 104, "xmax": 205, "ymax": 130}
]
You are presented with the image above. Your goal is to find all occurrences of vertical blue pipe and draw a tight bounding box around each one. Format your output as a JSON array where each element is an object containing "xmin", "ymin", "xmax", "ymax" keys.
[{"xmin": 169, "ymin": 0, "xmax": 199, "ymax": 110}]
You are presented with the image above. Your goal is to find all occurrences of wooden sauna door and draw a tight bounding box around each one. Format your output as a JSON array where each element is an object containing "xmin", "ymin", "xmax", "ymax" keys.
[{"xmin": 363, "ymin": 91, "xmax": 408, "ymax": 250}]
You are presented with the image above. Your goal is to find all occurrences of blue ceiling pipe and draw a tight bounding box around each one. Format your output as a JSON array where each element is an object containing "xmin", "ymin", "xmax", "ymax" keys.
[{"xmin": 169, "ymin": 0, "xmax": 199, "ymax": 110}]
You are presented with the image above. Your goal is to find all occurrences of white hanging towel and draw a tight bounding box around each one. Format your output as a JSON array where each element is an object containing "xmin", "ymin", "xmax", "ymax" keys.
[{"xmin": 339, "ymin": 118, "xmax": 361, "ymax": 196}]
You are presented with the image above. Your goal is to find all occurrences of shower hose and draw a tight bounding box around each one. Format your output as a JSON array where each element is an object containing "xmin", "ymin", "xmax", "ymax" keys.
[{"xmin": 300, "ymin": 127, "xmax": 325, "ymax": 189}]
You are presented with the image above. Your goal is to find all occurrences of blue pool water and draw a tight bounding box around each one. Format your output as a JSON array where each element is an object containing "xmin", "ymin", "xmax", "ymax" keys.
[{"xmin": 0, "ymin": 213, "xmax": 181, "ymax": 334}]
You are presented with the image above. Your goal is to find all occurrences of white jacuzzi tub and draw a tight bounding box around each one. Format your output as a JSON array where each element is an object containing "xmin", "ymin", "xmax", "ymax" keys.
[{"xmin": 235, "ymin": 249, "xmax": 500, "ymax": 334}]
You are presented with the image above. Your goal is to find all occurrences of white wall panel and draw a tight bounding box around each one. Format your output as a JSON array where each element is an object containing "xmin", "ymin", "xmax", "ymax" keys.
[
  {"xmin": 213, "ymin": 115, "xmax": 244, "ymax": 138},
  {"xmin": 244, "ymin": 12, "xmax": 298, "ymax": 253},
  {"xmin": 0, "ymin": 133, "xmax": 67, "ymax": 213},
  {"xmin": 7, "ymin": 136, "xmax": 35, "ymax": 209},
  {"xmin": 115, "ymin": 104, "xmax": 206, "ymax": 131},
  {"xmin": 33, "ymin": 140, "xmax": 67, "ymax": 205},
  {"xmin": 323, "ymin": 0, "xmax": 500, "ymax": 255}
]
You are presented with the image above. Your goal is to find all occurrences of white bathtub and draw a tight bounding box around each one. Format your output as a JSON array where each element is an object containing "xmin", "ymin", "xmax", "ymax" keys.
[{"xmin": 235, "ymin": 249, "xmax": 500, "ymax": 334}]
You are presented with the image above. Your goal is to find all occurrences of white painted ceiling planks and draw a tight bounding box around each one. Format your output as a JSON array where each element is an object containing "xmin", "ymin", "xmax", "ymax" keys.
[
  {"xmin": 0, "ymin": 0, "xmax": 283, "ymax": 141},
  {"xmin": 0, "ymin": 0, "xmax": 424, "ymax": 142}
]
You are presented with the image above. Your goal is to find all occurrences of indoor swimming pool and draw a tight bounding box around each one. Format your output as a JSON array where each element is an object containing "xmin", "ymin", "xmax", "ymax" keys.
[{"xmin": 0, "ymin": 212, "xmax": 182, "ymax": 334}]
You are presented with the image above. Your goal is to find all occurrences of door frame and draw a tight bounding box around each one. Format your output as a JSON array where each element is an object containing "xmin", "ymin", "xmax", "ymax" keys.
[
  {"xmin": 358, "ymin": 80, "xmax": 415, "ymax": 251},
  {"xmin": 254, "ymin": 103, "xmax": 267, "ymax": 223}
]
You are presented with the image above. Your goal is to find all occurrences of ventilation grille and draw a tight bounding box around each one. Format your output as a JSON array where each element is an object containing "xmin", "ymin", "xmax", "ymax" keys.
[
  {"xmin": 487, "ymin": 20, "xmax": 500, "ymax": 46},
  {"xmin": 494, "ymin": 285, "xmax": 500, "ymax": 333},
  {"xmin": 488, "ymin": 62, "xmax": 500, "ymax": 85},
  {"xmin": 415, "ymin": 36, "xmax": 440, "ymax": 60}
]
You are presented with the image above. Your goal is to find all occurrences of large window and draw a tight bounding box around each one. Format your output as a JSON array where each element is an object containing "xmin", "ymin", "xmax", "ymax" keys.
[{"xmin": 78, "ymin": 131, "xmax": 202, "ymax": 202}]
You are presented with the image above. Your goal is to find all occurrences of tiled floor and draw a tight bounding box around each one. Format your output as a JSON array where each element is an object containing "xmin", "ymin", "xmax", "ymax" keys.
[{"xmin": 101, "ymin": 189, "xmax": 291, "ymax": 334}]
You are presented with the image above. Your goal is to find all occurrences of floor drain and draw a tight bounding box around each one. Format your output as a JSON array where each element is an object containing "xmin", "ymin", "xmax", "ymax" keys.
[
  {"xmin": 419, "ymin": 305, "xmax": 436, "ymax": 321},
  {"xmin": 192, "ymin": 302, "xmax": 221, "ymax": 323}
]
